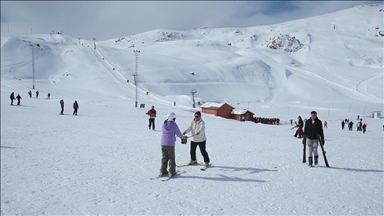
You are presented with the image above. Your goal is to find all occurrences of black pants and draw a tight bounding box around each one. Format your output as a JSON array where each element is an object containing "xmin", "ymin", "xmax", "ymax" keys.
[
  {"xmin": 61, "ymin": 106, "xmax": 64, "ymax": 114},
  {"xmin": 10, "ymin": 99, "xmax": 13, "ymax": 105},
  {"xmin": 190, "ymin": 140, "xmax": 210, "ymax": 163},
  {"xmin": 17, "ymin": 100, "xmax": 20, "ymax": 105},
  {"xmin": 73, "ymin": 108, "xmax": 78, "ymax": 115},
  {"xmin": 149, "ymin": 118, "xmax": 155, "ymax": 130}
]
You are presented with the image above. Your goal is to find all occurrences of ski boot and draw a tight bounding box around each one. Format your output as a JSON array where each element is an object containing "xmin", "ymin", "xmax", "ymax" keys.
[
  {"xmin": 314, "ymin": 155, "xmax": 319, "ymax": 165},
  {"xmin": 308, "ymin": 157, "xmax": 313, "ymax": 167},
  {"xmin": 188, "ymin": 160, "xmax": 197, "ymax": 165}
]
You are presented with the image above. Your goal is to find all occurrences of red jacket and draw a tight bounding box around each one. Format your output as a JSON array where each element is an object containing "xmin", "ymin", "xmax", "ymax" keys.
[{"xmin": 146, "ymin": 109, "xmax": 156, "ymax": 119}]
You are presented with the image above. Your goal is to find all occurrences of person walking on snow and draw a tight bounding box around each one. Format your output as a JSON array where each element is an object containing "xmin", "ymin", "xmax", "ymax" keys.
[
  {"xmin": 159, "ymin": 112, "xmax": 185, "ymax": 177},
  {"xmin": 341, "ymin": 120, "xmax": 345, "ymax": 130},
  {"xmin": 73, "ymin": 100, "xmax": 79, "ymax": 115},
  {"xmin": 303, "ymin": 111, "xmax": 325, "ymax": 167},
  {"xmin": 60, "ymin": 99, "xmax": 64, "ymax": 115},
  {"xmin": 362, "ymin": 123, "xmax": 367, "ymax": 133},
  {"xmin": 15, "ymin": 94, "xmax": 22, "ymax": 106},
  {"xmin": 146, "ymin": 105, "xmax": 157, "ymax": 130},
  {"xmin": 293, "ymin": 116, "xmax": 304, "ymax": 137},
  {"xmin": 10, "ymin": 92, "xmax": 15, "ymax": 105},
  {"xmin": 28, "ymin": 90, "xmax": 32, "ymax": 98},
  {"xmin": 324, "ymin": 120, "xmax": 328, "ymax": 129},
  {"xmin": 183, "ymin": 111, "xmax": 210, "ymax": 167},
  {"xmin": 36, "ymin": 91, "xmax": 39, "ymax": 98}
]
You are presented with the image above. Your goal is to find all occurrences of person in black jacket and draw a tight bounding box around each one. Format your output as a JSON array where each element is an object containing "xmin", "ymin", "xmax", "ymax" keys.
[{"xmin": 303, "ymin": 111, "xmax": 324, "ymax": 167}]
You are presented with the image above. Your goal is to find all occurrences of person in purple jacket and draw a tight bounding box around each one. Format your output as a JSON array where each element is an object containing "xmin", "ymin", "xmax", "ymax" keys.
[{"xmin": 159, "ymin": 112, "xmax": 185, "ymax": 177}]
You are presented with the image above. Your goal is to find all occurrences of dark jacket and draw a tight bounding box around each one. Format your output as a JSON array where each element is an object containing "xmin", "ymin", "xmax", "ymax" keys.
[{"xmin": 304, "ymin": 117, "xmax": 324, "ymax": 140}]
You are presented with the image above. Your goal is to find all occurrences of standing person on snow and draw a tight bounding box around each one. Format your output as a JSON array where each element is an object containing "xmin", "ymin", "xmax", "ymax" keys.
[
  {"xmin": 324, "ymin": 120, "xmax": 328, "ymax": 128},
  {"xmin": 60, "ymin": 99, "xmax": 64, "ymax": 115},
  {"xmin": 159, "ymin": 112, "xmax": 185, "ymax": 177},
  {"xmin": 10, "ymin": 92, "xmax": 15, "ymax": 105},
  {"xmin": 15, "ymin": 94, "xmax": 22, "ymax": 106},
  {"xmin": 183, "ymin": 111, "xmax": 210, "ymax": 167},
  {"xmin": 303, "ymin": 111, "xmax": 325, "ymax": 167},
  {"xmin": 73, "ymin": 100, "xmax": 79, "ymax": 115},
  {"xmin": 146, "ymin": 105, "xmax": 157, "ymax": 130},
  {"xmin": 362, "ymin": 123, "xmax": 367, "ymax": 134},
  {"xmin": 28, "ymin": 90, "xmax": 32, "ymax": 98},
  {"xmin": 341, "ymin": 120, "xmax": 345, "ymax": 130},
  {"xmin": 36, "ymin": 90, "xmax": 39, "ymax": 98},
  {"xmin": 47, "ymin": 93, "xmax": 51, "ymax": 99},
  {"xmin": 293, "ymin": 116, "xmax": 304, "ymax": 137}
]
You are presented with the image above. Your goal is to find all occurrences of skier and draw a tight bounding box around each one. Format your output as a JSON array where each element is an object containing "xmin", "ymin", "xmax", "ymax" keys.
[
  {"xmin": 348, "ymin": 121, "xmax": 354, "ymax": 131},
  {"xmin": 146, "ymin": 105, "xmax": 157, "ymax": 130},
  {"xmin": 303, "ymin": 111, "xmax": 324, "ymax": 167},
  {"xmin": 356, "ymin": 120, "xmax": 362, "ymax": 131},
  {"xmin": 159, "ymin": 112, "xmax": 185, "ymax": 177},
  {"xmin": 324, "ymin": 120, "xmax": 328, "ymax": 128},
  {"xmin": 362, "ymin": 123, "xmax": 367, "ymax": 134},
  {"xmin": 15, "ymin": 94, "xmax": 22, "ymax": 106},
  {"xmin": 341, "ymin": 120, "xmax": 345, "ymax": 130},
  {"xmin": 36, "ymin": 90, "xmax": 39, "ymax": 98},
  {"xmin": 60, "ymin": 99, "xmax": 64, "ymax": 115},
  {"xmin": 28, "ymin": 90, "xmax": 32, "ymax": 98},
  {"xmin": 183, "ymin": 111, "xmax": 210, "ymax": 167},
  {"xmin": 73, "ymin": 100, "xmax": 79, "ymax": 115},
  {"xmin": 10, "ymin": 92, "xmax": 15, "ymax": 105}
]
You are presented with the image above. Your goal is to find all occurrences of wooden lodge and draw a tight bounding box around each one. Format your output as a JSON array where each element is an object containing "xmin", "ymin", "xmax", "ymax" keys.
[{"xmin": 201, "ymin": 102, "xmax": 235, "ymax": 119}]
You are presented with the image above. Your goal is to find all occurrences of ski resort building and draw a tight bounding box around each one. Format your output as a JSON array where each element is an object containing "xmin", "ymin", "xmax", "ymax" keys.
[
  {"xmin": 231, "ymin": 109, "xmax": 255, "ymax": 122},
  {"xmin": 201, "ymin": 102, "xmax": 235, "ymax": 119}
]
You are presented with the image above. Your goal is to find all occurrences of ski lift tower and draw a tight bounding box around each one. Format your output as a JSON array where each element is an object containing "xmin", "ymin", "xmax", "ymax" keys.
[
  {"xmin": 133, "ymin": 50, "xmax": 140, "ymax": 107},
  {"xmin": 29, "ymin": 44, "xmax": 35, "ymax": 89},
  {"xmin": 190, "ymin": 89, "xmax": 197, "ymax": 108}
]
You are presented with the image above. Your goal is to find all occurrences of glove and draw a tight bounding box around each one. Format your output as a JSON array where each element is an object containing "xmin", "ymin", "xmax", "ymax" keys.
[{"xmin": 181, "ymin": 136, "xmax": 188, "ymax": 144}]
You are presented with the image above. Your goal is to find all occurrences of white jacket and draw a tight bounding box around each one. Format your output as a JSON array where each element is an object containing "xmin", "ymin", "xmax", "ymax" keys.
[{"xmin": 183, "ymin": 118, "xmax": 206, "ymax": 142}]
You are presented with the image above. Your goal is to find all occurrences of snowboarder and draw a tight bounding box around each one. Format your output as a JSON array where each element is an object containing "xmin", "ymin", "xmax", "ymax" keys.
[
  {"xmin": 28, "ymin": 90, "xmax": 32, "ymax": 98},
  {"xmin": 10, "ymin": 92, "xmax": 15, "ymax": 105},
  {"xmin": 341, "ymin": 120, "xmax": 345, "ymax": 130},
  {"xmin": 73, "ymin": 100, "xmax": 79, "ymax": 115},
  {"xmin": 15, "ymin": 94, "xmax": 22, "ymax": 105},
  {"xmin": 36, "ymin": 91, "xmax": 39, "ymax": 98},
  {"xmin": 159, "ymin": 112, "xmax": 185, "ymax": 177},
  {"xmin": 60, "ymin": 99, "xmax": 64, "ymax": 115},
  {"xmin": 183, "ymin": 111, "xmax": 210, "ymax": 167},
  {"xmin": 362, "ymin": 123, "xmax": 367, "ymax": 133},
  {"xmin": 303, "ymin": 111, "xmax": 324, "ymax": 167},
  {"xmin": 146, "ymin": 105, "xmax": 157, "ymax": 130}
]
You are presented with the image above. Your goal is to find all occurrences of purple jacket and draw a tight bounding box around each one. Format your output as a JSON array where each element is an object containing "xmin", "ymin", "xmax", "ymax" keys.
[{"xmin": 161, "ymin": 120, "xmax": 184, "ymax": 146}]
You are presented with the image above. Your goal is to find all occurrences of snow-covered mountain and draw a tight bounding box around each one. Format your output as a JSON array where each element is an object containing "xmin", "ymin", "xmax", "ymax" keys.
[
  {"xmin": 1, "ymin": 3, "xmax": 383, "ymax": 111},
  {"xmin": 1, "ymin": 4, "xmax": 383, "ymax": 215}
]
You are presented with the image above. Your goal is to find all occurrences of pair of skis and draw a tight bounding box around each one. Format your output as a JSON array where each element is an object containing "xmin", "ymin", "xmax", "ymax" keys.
[
  {"xmin": 302, "ymin": 135, "xmax": 329, "ymax": 167},
  {"xmin": 177, "ymin": 163, "xmax": 212, "ymax": 171},
  {"xmin": 150, "ymin": 170, "xmax": 186, "ymax": 181}
]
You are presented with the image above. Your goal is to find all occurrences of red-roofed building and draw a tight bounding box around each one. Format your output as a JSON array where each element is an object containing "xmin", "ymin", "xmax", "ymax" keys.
[{"xmin": 201, "ymin": 102, "xmax": 235, "ymax": 119}]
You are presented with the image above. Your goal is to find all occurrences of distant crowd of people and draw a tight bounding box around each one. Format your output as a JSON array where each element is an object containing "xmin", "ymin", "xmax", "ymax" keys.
[
  {"xmin": 254, "ymin": 117, "xmax": 280, "ymax": 125},
  {"xmin": 341, "ymin": 115, "xmax": 367, "ymax": 133},
  {"xmin": 9, "ymin": 91, "xmax": 79, "ymax": 116}
]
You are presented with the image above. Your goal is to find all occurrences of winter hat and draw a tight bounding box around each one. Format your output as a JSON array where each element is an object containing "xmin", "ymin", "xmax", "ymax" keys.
[
  {"xmin": 167, "ymin": 112, "xmax": 177, "ymax": 120},
  {"xmin": 195, "ymin": 111, "xmax": 201, "ymax": 116}
]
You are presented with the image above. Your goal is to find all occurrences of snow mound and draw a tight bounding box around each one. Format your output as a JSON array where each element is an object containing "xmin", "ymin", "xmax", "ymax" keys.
[{"xmin": 263, "ymin": 34, "xmax": 303, "ymax": 52}]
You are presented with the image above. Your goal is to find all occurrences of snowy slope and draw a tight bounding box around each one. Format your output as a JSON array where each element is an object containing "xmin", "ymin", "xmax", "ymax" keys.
[{"xmin": 1, "ymin": 3, "xmax": 383, "ymax": 215}]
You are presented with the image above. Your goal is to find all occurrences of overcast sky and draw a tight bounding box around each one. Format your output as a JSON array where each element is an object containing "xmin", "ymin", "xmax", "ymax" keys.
[{"xmin": 1, "ymin": 1, "xmax": 381, "ymax": 41}]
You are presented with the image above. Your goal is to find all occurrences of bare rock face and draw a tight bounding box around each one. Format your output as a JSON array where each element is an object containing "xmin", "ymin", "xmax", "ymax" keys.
[{"xmin": 263, "ymin": 34, "xmax": 303, "ymax": 52}]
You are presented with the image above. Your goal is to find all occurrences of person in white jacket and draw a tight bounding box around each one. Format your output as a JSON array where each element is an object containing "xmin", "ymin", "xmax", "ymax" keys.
[{"xmin": 183, "ymin": 111, "xmax": 210, "ymax": 166}]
